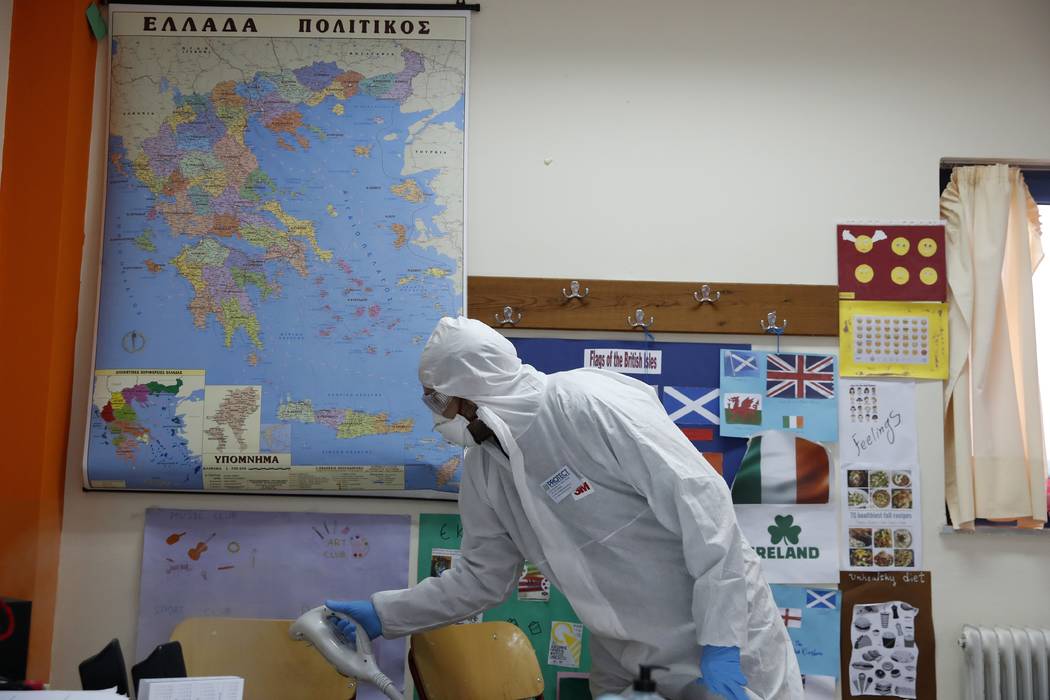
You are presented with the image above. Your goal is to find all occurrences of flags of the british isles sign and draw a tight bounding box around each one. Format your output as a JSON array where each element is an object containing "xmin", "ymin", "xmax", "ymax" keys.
[{"xmin": 720, "ymin": 350, "xmax": 838, "ymax": 441}]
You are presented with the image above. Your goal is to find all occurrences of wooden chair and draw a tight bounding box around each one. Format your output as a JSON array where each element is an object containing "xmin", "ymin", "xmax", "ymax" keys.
[
  {"xmin": 171, "ymin": 617, "xmax": 355, "ymax": 700},
  {"xmin": 409, "ymin": 622, "xmax": 544, "ymax": 700}
]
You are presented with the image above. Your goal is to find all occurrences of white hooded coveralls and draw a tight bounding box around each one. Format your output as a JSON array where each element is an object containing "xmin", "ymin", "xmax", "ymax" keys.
[{"xmin": 373, "ymin": 318, "xmax": 802, "ymax": 699}]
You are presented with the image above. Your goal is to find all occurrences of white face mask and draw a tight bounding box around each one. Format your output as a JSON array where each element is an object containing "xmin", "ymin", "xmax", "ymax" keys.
[{"xmin": 433, "ymin": 413, "xmax": 476, "ymax": 446}]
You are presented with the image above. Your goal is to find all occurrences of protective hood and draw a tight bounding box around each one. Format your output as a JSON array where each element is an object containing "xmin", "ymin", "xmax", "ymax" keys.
[{"xmin": 418, "ymin": 316, "xmax": 547, "ymax": 440}]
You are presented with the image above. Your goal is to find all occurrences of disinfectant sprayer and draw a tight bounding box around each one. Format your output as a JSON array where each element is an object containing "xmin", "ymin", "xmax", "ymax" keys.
[{"xmin": 289, "ymin": 605, "xmax": 404, "ymax": 700}]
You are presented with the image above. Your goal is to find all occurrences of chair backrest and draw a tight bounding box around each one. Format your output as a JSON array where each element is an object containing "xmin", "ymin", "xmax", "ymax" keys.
[
  {"xmin": 410, "ymin": 622, "xmax": 543, "ymax": 700},
  {"xmin": 170, "ymin": 617, "xmax": 355, "ymax": 700},
  {"xmin": 132, "ymin": 640, "xmax": 187, "ymax": 694},
  {"xmin": 78, "ymin": 638, "xmax": 129, "ymax": 695}
]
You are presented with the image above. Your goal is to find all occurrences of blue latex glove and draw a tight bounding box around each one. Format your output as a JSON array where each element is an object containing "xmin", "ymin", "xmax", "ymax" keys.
[
  {"xmin": 325, "ymin": 599, "xmax": 383, "ymax": 647},
  {"xmin": 696, "ymin": 645, "xmax": 748, "ymax": 700}
]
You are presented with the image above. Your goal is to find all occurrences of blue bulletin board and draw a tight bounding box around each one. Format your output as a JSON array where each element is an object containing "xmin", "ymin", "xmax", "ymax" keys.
[{"xmin": 510, "ymin": 338, "xmax": 750, "ymax": 484}]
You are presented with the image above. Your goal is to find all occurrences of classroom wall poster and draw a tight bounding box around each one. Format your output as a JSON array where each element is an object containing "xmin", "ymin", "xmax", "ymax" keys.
[
  {"xmin": 138, "ymin": 508, "xmax": 410, "ymax": 700},
  {"xmin": 838, "ymin": 380, "xmax": 918, "ymax": 465},
  {"xmin": 839, "ymin": 302, "xmax": 948, "ymax": 379},
  {"xmin": 840, "ymin": 571, "xmax": 935, "ymax": 699},
  {"xmin": 732, "ymin": 432, "xmax": 839, "ymax": 583},
  {"xmin": 838, "ymin": 379, "xmax": 922, "ymax": 571},
  {"xmin": 837, "ymin": 223, "xmax": 947, "ymax": 302},
  {"xmin": 417, "ymin": 514, "xmax": 589, "ymax": 695},
  {"xmin": 719, "ymin": 350, "xmax": 838, "ymax": 442},
  {"xmin": 735, "ymin": 505, "xmax": 839, "ymax": 584},
  {"xmin": 848, "ymin": 601, "xmax": 918, "ymax": 698},
  {"xmin": 842, "ymin": 465, "xmax": 921, "ymax": 571},
  {"xmin": 769, "ymin": 585, "xmax": 841, "ymax": 678},
  {"xmin": 511, "ymin": 338, "xmax": 750, "ymax": 484}
]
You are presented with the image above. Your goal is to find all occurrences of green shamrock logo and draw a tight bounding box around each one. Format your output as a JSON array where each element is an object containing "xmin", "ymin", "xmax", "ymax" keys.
[{"xmin": 768, "ymin": 514, "xmax": 802, "ymax": 545}]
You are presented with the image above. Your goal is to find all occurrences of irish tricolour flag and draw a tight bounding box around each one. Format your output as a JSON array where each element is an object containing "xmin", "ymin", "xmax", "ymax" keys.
[{"xmin": 731, "ymin": 431, "xmax": 829, "ymax": 504}]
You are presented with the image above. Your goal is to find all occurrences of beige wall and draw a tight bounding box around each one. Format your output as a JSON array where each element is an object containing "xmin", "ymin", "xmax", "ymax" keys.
[{"xmin": 51, "ymin": 0, "xmax": 1050, "ymax": 697}]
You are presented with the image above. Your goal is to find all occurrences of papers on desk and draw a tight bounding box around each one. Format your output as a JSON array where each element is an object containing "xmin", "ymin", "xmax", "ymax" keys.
[
  {"xmin": 1, "ymin": 692, "xmax": 124, "ymax": 699},
  {"xmin": 138, "ymin": 677, "xmax": 243, "ymax": 700}
]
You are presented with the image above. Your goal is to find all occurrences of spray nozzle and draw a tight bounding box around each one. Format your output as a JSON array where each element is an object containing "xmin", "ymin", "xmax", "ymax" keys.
[{"xmin": 633, "ymin": 664, "xmax": 669, "ymax": 692}]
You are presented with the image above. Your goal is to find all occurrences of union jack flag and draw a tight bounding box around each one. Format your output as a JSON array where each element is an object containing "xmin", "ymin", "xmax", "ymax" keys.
[{"xmin": 766, "ymin": 354, "xmax": 835, "ymax": 399}]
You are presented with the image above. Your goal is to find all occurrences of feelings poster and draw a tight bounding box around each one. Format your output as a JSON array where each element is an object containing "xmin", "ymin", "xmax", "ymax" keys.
[
  {"xmin": 838, "ymin": 379, "xmax": 921, "ymax": 571},
  {"xmin": 838, "ymin": 380, "xmax": 917, "ymax": 464}
]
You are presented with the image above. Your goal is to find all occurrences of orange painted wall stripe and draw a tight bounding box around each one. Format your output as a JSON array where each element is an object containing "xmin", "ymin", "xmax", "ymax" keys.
[{"xmin": 0, "ymin": 0, "xmax": 97, "ymax": 681}]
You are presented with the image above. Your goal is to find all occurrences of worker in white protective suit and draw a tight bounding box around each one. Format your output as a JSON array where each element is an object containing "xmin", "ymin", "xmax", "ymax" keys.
[{"xmin": 327, "ymin": 317, "xmax": 802, "ymax": 700}]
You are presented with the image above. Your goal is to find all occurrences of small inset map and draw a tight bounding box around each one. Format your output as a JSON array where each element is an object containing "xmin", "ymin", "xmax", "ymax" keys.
[
  {"xmin": 203, "ymin": 385, "xmax": 262, "ymax": 454},
  {"xmin": 260, "ymin": 423, "xmax": 292, "ymax": 453},
  {"xmin": 88, "ymin": 370, "xmax": 205, "ymax": 487}
]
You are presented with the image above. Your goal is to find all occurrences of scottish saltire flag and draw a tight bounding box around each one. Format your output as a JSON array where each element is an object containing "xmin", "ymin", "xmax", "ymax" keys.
[
  {"xmin": 719, "ymin": 349, "xmax": 838, "ymax": 441},
  {"xmin": 806, "ymin": 589, "xmax": 837, "ymax": 609},
  {"xmin": 724, "ymin": 350, "xmax": 760, "ymax": 377},
  {"xmin": 662, "ymin": 386, "xmax": 719, "ymax": 426},
  {"xmin": 732, "ymin": 431, "xmax": 830, "ymax": 504},
  {"xmin": 662, "ymin": 386, "xmax": 725, "ymax": 476},
  {"xmin": 766, "ymin": 354, "xmax": 835, "ymax": 399},
  {"xmin": 771, "ymin": 584, "xmax": 840, "ymax": 678}
]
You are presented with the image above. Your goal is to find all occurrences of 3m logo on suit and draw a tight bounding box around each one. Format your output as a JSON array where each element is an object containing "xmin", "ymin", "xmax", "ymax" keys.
[
  {"xmin": 572, "ymin": 480, "xmax": 594, "ymax": 500},
  {"xmin": 541, "ymin": 465, "xmax": 594, "ymax": 503}
]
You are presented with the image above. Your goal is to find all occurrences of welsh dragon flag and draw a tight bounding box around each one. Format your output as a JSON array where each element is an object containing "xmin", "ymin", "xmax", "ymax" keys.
[{"xmin": 732, "ymin": 431, "xmax": 829, "ymax": 504}]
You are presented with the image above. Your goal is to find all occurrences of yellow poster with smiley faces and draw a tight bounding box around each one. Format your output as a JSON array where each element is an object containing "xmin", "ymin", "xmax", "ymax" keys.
[{"xmin": 839, "ymin": 300, "xmax": 948, "ymax": 378}]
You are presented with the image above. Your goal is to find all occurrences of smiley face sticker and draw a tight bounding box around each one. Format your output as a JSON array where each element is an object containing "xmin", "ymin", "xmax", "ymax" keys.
[
  {"xmin": 854, "ymin": 235, "xmax": 874, "ymax": 253},
  {"xmin": 891, "ymin": 266, "xmax": 910, "ymax": 285},
  {"xmin": 891, "ymin": 237, "xmax": 910, "ymax": 256},
  {"xmin": 919, "ymin": 267, "xmax": 938, "ymax": 285},
  {"xmin": 917, "ymin": 237, "xmax": 938, "ymax": 257},
  {"xmin": 855, "ymin": 264, "xmax": 874, "ymax": 283}
]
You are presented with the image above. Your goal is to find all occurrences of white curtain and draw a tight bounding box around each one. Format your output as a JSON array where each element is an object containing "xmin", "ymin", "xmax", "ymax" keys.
[{"xmin": 942, "ymin": 165, "xmax": 1046, "ymax": 530}]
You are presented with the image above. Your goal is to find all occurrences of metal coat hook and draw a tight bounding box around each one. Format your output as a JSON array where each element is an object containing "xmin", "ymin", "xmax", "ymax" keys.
[
  {"xmin": 628, "ymin": 308, "xmax": 654, "ymax": 331},
  {"xmin": 761, "ymin": 311, "xmax": 788, "ymax": 352},
  {"xmin": 562, "ymin": 280, "xmax": 589, "ymax": 300},
  {"xmin": 495, "ymin": 306, "xmax": 522, "ymax": 326},
  {"xmin": 693, "ymin": 284, "xmax": 721, "ymax": 304}
]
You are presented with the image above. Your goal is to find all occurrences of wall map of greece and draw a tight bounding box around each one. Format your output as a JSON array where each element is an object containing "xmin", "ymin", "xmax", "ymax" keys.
[{"xmin": 85, "ymin": 8, "xmax": 467, "ymax": 494}]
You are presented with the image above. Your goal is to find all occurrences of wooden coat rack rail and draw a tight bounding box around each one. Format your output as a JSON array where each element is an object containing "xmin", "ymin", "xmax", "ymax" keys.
[{"xmin": 466, "ymin": 276, "xmax": 839, "ymax": 337}]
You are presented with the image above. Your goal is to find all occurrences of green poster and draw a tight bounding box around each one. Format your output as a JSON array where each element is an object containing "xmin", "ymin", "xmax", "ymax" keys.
[{"xmin": 417, "ymin": 513, "xmax": 592, "ymax": 700}]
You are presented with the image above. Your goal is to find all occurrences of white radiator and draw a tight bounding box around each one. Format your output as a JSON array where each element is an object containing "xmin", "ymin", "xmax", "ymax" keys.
[{"xmin": 961, "ymin": 625, "xmax": 1050, "ymax": 700}]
